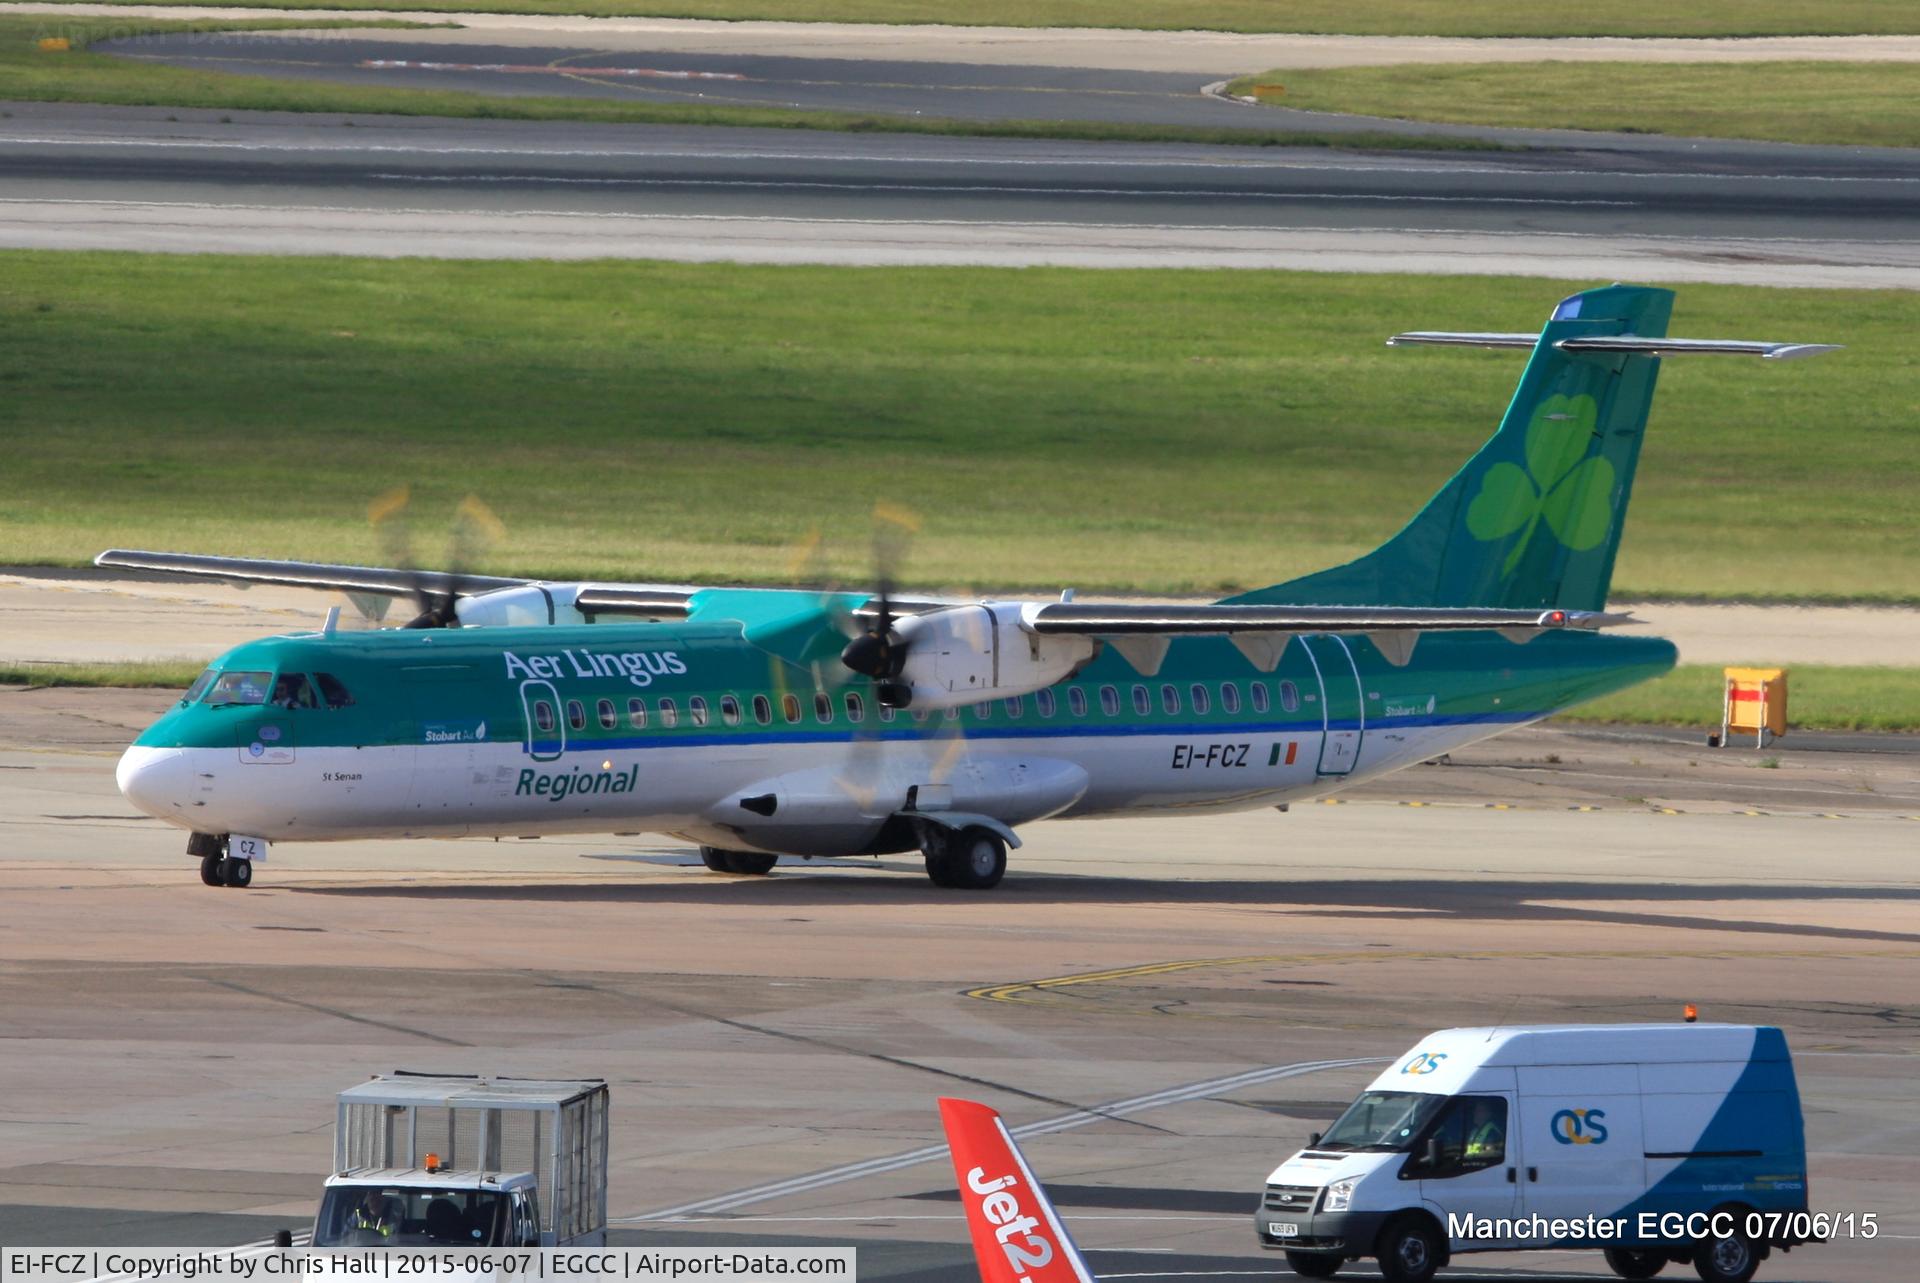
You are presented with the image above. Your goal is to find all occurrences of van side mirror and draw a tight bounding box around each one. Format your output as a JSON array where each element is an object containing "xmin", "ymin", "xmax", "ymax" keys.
[
  {"xmin": 273, "ymin": 1230, "xmax": 293, "ymax": 1249},
  {"xmin": 1423, "ymin": 1138, "xmax": 1442, "ymax": 1169},
  {"xmin": 1308, "ymin": 1132, "xmax": 1322, "ymax": 1148}
]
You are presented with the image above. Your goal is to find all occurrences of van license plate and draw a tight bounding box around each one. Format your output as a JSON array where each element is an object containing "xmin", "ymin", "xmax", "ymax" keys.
[{"xmin": 1267, "ymin": 1222, "xmax": 1299, "ymax": 1237}]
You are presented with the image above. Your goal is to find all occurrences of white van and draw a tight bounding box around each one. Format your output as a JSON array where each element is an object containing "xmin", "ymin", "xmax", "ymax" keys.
[{"xmin": 1255, "ymin": 1025, "xmax": 1815, "ymax": 1283}]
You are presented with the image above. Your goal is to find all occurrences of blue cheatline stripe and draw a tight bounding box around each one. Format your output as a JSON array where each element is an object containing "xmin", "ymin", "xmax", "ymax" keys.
[{"xmin": 414, "ymin": 708, "xmax": 1543, "ymax": 756}]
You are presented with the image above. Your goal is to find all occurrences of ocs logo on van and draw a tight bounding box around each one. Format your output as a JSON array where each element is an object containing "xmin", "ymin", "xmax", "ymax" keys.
[
  {"xmin": 1401, "ymin": 1052, "xmax": 1448, "ymax": 1075},
  {"xmin": 1550, "ymin": 1108, "xmax": 1609, "ymax": 1145}
]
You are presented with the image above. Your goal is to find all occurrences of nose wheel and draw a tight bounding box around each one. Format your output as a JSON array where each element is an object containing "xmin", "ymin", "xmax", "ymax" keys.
[{"xmin": 193, "ymin": 836, "xmax": 255, "ymax": 888}]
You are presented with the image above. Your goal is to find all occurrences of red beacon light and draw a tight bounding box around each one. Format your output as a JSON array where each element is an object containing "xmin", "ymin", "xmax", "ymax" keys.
[
  {"xmin": 424, "ymin": 1152, "xmax": 442, "ymax": 1173},
  {"xmin": 1683, "ymin": 1003, "xmax": 1698, "ymax": 1023}
]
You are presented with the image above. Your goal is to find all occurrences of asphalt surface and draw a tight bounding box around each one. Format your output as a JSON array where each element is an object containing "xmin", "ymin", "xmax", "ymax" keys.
[
  {"xmin": 1, "ymin": 687, "xmax": 1914, "ymax": 1278},
  {"xmin": 5, "ymin": 101, "xmax": 1920, "ymax": 280}
]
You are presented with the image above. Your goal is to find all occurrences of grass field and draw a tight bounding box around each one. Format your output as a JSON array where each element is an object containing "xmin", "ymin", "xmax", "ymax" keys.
[
  {"xmin": 1, "ymin": 253, "xmax": 1915, "ymax": 601},
  {"xmin": 1556, "ymin": 664, "xmax": 1920, "ymax": 733},
  {"xmin": 15, "ymin": 0, "xmax": 1920, "ymax": 36},
  {"xmin": 0, "ymin": 15, "xmax": 1489, "ymax": 152},
  {"xmin": 1229, "ymin": 62, "xmax": 1920, "ymax": 149}
]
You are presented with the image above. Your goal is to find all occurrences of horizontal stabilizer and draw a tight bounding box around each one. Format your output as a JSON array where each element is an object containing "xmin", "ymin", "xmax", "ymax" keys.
[{"xmin": 1388, "ymin": 332, "xmax": 1839, "ymax": 360}]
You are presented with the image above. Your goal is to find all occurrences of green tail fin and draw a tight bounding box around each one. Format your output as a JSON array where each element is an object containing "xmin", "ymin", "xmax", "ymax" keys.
[{"xmin": 1228, "ymin": 284, "xmax": 1673, "ymax": 613}]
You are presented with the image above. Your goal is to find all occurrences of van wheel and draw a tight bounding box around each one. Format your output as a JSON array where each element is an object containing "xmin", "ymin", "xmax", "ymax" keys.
[
  {"xmin": 1692, "ymin": 1220, "xmax": 1758, "ymax": 1283},
  {"xmin": 724, "ymin": 851, "xmax": 778, "ymax": 876},
  {"xmin": 1606, "ymin": 1247, "xmax": 1666, "ymax": 1279},
  {"xmin": 1376, "ymin": 1216, "xmax": 1441, "ymax": 1283},
  {"xmin": 1284, "ymin": 1250, "xmax": 1341, "ymax": 1278}
]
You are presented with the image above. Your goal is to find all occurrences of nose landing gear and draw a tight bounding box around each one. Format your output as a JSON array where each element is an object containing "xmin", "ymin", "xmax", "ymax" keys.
[{"xmin": 190, "ymin": 833, "xmax": 256, "ymax": 888}]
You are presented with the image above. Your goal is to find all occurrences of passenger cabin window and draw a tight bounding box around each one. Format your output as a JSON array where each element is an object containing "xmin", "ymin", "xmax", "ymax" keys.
[
  {"xmin": 1279, "ymin": 680, "xmax": 1301, "ymax": 712},
  {"xmin": 533, "ymin": 701, "xmax": 556, "ymax": 733},
  {"xmin": 204, "ymin": 671, "xmax": 272, "ymax": 707},
  {"xmin": 566, "ymin": 700, "xmax": 586, "ymax": 731},
  {"xmin": 1099, "ymin": 686, "xmax": 1119, "ymax": 716},
  {"xmin": 628, "ymin": 698, "xmax": 648, "ymax": 729},
  {"xmin": 1004, "ymin": 696, "xmax": 1024, "ymax": 718},
  {"xmin": 271, "ymin": 673, "xmax": 319, "ymax": 710},
  {"xmin": 1221, "ymin": 683, "xmax": 1241, "ymax": 714},
  {"xmin": 1160, "ymin": 684, "xmax": 1180, "ymax": 715},
  {"xmin": 1068, "ymin": 687, "xmax": 1088, "ymax": 718},
  {"xmin": 973, "ymin": 701, "xmax": 992, "ymax": 721},
  {"xmin": 314, "ymin": 672, "xmax": 355, "ymax": 709},
  {"xmin": 782, "ymin": 693, "xmax": 802, "ymax": 724},
  {"xmin": 657, "ymin": 697, "xmax": 679, "ymax": 729},
  {"xmin": 1189, "ymin": 683, "xmax": 1210, "ymax": 716},
  {"xmin": 878, "ymin": 703, "xmax": 897, "ymax": 722},
  {"xmin": 1404, "ymin": 1096, "xmax": 1509, "ymax": 1180},
  {"xmin": 597, "ymin": 698, "xmax": 617, "ymax": 730},
  {"xmin": 845, "ymin": 692, "xmax": 865, "ymax": 723},
  {"xmin": 753, "ymin": 695, "xmax": 772, "ymax": 725},
  {"xmin": 814, "ymin": 692, "xmax": 834, "ymax": 724},
  {"xmin": 720, "ymin": 695, "xmax": 742, "ymax": 727},
  {"xmin": 689, "ymin": 696, "xmax": 710, "ymax": 728},
  {"xmin": 1036, "ymin": 689, "xmax": 1057, "ymax": 719},
  {"xmin": 1251, "ymin": 682, "xmax": 1270, "ymax": 713},
  {"xmin": 1132, "ymin": 684, "xmax": 1151, "ymax": 716}
]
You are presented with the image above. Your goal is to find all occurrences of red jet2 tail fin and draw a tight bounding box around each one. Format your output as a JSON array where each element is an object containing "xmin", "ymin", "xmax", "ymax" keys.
[{"xmin": 939, "ymin": 1098, "xmax": 1096, "ymax": 1283}]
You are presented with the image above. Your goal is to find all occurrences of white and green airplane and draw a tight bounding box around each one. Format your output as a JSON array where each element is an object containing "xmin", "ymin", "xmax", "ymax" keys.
[{"xmin": 107, "ymin": 286, "xmax": 1833, "ymax": 892}]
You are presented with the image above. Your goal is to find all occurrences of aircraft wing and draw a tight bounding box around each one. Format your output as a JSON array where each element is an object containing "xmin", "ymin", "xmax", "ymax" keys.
[
  {"xmin": 939, "ymin": 1098, "xmax": 1097, "ymax": 1283},
  {"xmin": 1023, "ymin": 603, "xmax": 1624, "ymax": 635},
  {"xmin": 94, "ymin": 549, "xmax": 527, "ymax": 598}
]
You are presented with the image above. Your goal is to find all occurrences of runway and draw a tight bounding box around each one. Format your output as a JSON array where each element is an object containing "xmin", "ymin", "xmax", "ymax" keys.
[
  {"xmin": 5, "ymin": 103, "xmax": 1920, "ymax": 282},
  {"xmin": 1, "ymin": 684, "xmax": 1914, "ymax": 1277}
]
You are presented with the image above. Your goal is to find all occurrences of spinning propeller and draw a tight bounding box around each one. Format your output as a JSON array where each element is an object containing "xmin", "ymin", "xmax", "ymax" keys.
[{"xmin": 367, "ymin": 486, "xmax": 507, "ymax": 629}]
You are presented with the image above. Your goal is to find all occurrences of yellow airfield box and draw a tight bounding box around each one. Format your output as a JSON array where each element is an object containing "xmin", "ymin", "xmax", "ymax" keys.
[
  {"xmin": 1721, "ymin": 666, "xmax": 1788, "ymax": 747},
  {"xmin": 37, "ymin": 37, "xmax": 70, "ymax": 51}
]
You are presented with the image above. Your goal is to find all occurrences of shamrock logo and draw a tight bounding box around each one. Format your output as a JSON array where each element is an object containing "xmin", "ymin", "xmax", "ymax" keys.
[{"xmin": 1465, "ymin": 393, "xmax": 1616, "ymax": 576}]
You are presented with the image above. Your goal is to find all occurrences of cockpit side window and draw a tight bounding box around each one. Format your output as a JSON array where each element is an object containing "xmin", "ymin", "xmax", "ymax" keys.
[
  {"xmin": 314, "ymin": 672, "xmax": 355, "ymax": 709},
  {"xmin": 204, "ymin": 670, "xmax": 273, "ymax": 707},
  {"xmin": 271, "ymin": 673, "xmax": 320, "ymax": 710},
  {"xmin": 181, "ymin": 668, "xmax": 218, "ymax": 706}
]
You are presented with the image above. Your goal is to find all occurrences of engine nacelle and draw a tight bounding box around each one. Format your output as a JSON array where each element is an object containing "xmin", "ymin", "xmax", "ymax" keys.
[
  {"xmin": 890, "ymin": 604, "xmax": 1094, "ymax": 711},
  {"xmin": 453, "ymin": 584, "xmax": 589, "ymax": 628}
]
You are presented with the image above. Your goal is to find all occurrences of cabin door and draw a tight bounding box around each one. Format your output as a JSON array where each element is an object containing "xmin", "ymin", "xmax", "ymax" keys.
[{"xmin": 1300, "ymin": 635, "xmax": 1364, "ymax": 776}]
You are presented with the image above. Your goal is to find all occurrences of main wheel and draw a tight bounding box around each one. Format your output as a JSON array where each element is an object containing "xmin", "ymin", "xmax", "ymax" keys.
[
  {"xmin": 1284, "ymin": 1250, "xmax": 1341, "ymax": 1279},
  {"xmin": 942, "ymin": 828, "xmax": 1006, "ymax": 891},
  {"xmin": 699, "ymin": 846, "xmax": 732, "ymax": 872},
  {"xmin": 1606, "ymin": 1247, "xmax": 1667, "ymax": 1279},
  {"xmin": 219, "ymin": 857, "xmax": 253, "ymax": 888},
  {"xmin": 1692, "ymin": 1219, "xmax": 1758, "ymax": 1283},
  {"xmin": 724, "ymin": 851, "xmax": 778, "ymax": 876},
  {"xmin": 199, "ymin": 855, "xmax": 224, "ymax": 887},
  {"xmin": 1376, "ymin": 1216, "xmax": 1441, "ymax": 1283}
]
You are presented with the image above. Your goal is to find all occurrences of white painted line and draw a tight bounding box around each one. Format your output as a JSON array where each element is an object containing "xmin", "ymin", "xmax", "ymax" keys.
[{"xmin": 622, "ymin": 1056, "xmax": 1380, "ymax": 1221}]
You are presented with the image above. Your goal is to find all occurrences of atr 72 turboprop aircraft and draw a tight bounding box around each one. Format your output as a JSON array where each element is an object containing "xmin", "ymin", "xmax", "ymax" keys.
[{"xmin": 108, "ymin": 286, "xmax": 1833, "ymax": 892}]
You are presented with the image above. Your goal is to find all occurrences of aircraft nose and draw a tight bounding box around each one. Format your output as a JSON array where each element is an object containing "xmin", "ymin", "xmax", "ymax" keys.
[{"xmin": 117, "ymin": 745, "xmax": 188, "ymax": 819}]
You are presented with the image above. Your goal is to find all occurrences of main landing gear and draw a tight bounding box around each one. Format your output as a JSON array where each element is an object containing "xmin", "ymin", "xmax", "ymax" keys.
[
  {"xmin": 699, "ymin": 846, "xmax": 779, "ymax": 876},
  {"xmin": 923, "ymin": 826, "xmax": 1007, "ymax": 891},
  {"xmin": 190, "ymin": 833, "xmax": 253, "ymax": 889}
]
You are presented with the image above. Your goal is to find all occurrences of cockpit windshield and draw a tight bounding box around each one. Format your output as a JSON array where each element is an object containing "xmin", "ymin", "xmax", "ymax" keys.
[
  {"xmin": 202, "ymin": 670, "xmax": 273, "ymax": 707},
  {"xmin": 312, "ymin": 1185, "xmax": 509, "ymax": 1247},
  {"xmin": 1315, "ymin": 1091, "xmax": 1448, "ymax": 1152}
]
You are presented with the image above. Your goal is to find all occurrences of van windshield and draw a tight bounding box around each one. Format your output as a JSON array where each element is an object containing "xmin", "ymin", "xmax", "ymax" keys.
[{"xmin": 1317, "ymin": 1091, "xmax": 1448, "ymax": 1152}]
